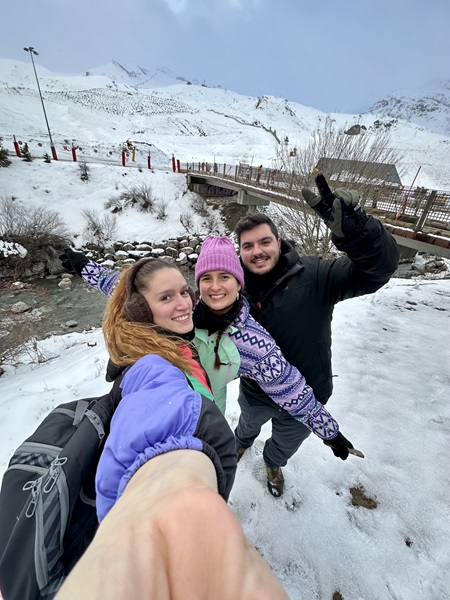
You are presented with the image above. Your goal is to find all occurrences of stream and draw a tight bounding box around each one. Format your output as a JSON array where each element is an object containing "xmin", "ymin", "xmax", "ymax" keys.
[{"xmin": 0, "ymin": 267, "xmax": 196, "ymax": 358}]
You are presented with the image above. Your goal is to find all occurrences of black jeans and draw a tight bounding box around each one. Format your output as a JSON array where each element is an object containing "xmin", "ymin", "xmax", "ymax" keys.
[{"xmin": 234, "ymin": 383, "xmax": 312, "ymax": 468}]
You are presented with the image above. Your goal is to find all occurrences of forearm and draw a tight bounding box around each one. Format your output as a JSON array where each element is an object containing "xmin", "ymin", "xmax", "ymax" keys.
[
  {"xmin": 333, "ymin": 216, "xmax": 400, "ymax": 292},
  {"xmin": 56, "ymin": 452, "xmax": 288, "ymax": 600},
  {"xmin": 81, "ymin": 261, "xmax": 120, "ymax": 296},
  {"xmin": 236, "ymin": 336, "xmax": 339, "ymax": 439}
]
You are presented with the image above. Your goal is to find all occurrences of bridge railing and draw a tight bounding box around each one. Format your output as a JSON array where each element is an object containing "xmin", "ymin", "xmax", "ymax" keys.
[{"xmin": 185, "ymin": 162, "xmax": 450, "ymax": 232}]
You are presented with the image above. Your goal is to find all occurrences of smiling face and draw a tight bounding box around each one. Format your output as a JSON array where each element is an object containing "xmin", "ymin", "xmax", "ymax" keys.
[
  {"xmin": 198, "ymin": 270, "xmax": 241, "ymax": 315},
  {"xmin": 239, "ymin": 223, "xmax": 281, "ymax": 275},
  {"xmin": 142, "ymin": 268, "xmax": 193, "ymax": 334}
]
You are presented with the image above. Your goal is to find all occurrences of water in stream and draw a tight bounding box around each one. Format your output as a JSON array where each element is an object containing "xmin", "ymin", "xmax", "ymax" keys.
[{"xmin": 0, "ymin": 267, "xmax": 195, "ymax": 358}]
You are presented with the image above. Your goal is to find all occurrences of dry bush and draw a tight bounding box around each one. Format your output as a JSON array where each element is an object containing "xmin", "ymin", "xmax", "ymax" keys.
[
  {"xmin": 180, "ymin": 211, "xmax": 194, "ymax": 232},
  {"xmin": 0, "ymin": 147, "xmax": 11, "ymax": 168},
  {"xmin": 155, "ymin": 198, "xmax": 168, "ymax": 220},
  {"xmin": 82, "ymin": 209, "xmax": 117, "ymax": 248},
  {"xmin": 0, "ymin": 328, "xmax": 54, "ymax": 366},
  {"xmin": 104, "ymin": 195, "xmax": 123, "ymax": 213},
  {"xmin": 79, "ymin": 161, "xmax": 90, "ymax": 182},
  {"xmin": 271, "ymin": 204, "xmax": 334, "ymax": 257},
  {"xmin": 271, "ymin": 115, "xmax": 406, "ymax": 256},
  {"xmin": 203, "ymin": 212, "xmax": 220, "ymax": 234},
  {"xmin": 0, "ymin": 198, "xmax": 71, "ymax": 276},
  {"xmin": 190, "ymin": 195, "xmax": 209, "ymax": 217},
  {"xmin": 120, "ymin": 183, "xmax": 154, "ymax": 212}
]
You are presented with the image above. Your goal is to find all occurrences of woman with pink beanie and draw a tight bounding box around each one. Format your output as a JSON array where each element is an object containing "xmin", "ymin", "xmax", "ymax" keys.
[
  {"xmin": 63, "ymin": 237, "xmax": 355, "ymax": 497},
  {"xmin": 193, "ymin": 236, "xmax": 354, "ymax": 495}
]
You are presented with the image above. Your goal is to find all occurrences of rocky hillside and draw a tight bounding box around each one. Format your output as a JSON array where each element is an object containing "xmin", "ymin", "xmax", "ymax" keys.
[{"xmin": 368, "ymin": 79, "xmax": 450, "ymax": 136}]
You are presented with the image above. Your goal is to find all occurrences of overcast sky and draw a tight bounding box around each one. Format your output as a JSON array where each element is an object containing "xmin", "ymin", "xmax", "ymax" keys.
[{"xmin": 2, "ymin": 0, "xmax": 449, "ymax": 113}]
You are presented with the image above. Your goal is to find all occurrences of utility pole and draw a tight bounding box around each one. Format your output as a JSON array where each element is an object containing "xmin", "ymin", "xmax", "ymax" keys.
[{"xmin": 23, "ymin": 46, "xmax": 58, "ymax": 160}]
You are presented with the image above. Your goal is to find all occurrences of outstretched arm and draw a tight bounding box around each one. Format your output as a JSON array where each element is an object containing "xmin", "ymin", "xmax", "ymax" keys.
[
  {"xmin": 59, "ymin": 248, "xmax": 120, "ymax": 296},
  {"xmin": 56, "ymin": 451, "xmax": 288, "ymax": 600},
  {"xmin": 233, "ymin": 306, "xmax": 354, "ymax": 460}
]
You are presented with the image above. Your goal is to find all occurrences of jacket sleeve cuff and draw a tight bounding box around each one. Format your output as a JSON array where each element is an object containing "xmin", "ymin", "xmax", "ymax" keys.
[
  {"xmin": 305, "ymin": 404, "xmax": 339, "ymax": 440},
  {"xmin": 116, "ymin": 435, "xmax": 204, "ymax": 499}
]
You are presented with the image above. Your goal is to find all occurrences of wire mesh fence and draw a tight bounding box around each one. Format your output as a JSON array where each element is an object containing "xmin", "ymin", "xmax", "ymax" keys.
[{"xmin": 185, "ymin": 163, "xmax": 450, "ymax": 231}]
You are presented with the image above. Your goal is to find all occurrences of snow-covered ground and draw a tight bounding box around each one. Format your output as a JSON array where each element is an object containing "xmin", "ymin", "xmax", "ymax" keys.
[
  {"xmin": 1, "ymin": 56, "xmax": 450, "ymax": 599},
  {"xmin": 1, "ymin": 279, "xmax": 449, "ymax": 599}
]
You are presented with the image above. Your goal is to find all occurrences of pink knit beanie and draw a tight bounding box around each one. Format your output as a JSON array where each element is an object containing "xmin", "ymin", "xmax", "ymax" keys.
[{"xmin": 195, "ymin": 236, "xmax": 245, "ymax": 288}]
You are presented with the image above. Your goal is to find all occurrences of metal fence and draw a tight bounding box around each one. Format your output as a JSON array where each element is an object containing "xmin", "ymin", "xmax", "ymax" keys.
[{"xmin": 185, "ymin": 162, "xmax": 450, "ymax": 232}]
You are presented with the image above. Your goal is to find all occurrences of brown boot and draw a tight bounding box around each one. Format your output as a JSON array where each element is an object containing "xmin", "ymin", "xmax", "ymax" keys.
[
  {"xmin": 266, "ymin": 466, "xmax": 284, "ymax": 497},
  {"xmin": 236, "ymin": 446, "xmax": 247, "ymax": 462}
]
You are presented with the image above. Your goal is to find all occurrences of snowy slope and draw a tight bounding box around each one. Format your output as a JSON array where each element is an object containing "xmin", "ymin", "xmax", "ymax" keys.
[{"xmin": 1, "ymin": 58, "xmax": 450, "ymax": 189}]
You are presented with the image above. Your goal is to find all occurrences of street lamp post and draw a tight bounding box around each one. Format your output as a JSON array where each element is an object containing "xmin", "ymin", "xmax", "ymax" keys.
[{"xmin": 23, "ymin": 46, "xmax": 58, "ymax": 160}]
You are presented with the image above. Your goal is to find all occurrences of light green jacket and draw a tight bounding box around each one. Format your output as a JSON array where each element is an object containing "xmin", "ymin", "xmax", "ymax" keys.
[{"xmin": 193, "ymin": 326, "xmax": 241, "ymax": 414}]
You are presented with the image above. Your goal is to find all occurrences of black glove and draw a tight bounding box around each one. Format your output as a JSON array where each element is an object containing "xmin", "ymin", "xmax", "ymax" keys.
[
  {"xmin": 59, "ymin": 248, "xmax": 89, "ymax": 277},
  {"xmin": 323, "ymin": 431, "xmax": 354, "ymax": 461},
  {"xmin": 302, "ymin": 174, "xmax": 364, "ymax": 238}
]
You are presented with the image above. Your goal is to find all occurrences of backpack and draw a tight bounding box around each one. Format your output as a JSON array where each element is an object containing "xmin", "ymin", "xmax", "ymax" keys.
[{"xmin": 0, "ymin": 371, "xmax": 126, "ymax": 600}]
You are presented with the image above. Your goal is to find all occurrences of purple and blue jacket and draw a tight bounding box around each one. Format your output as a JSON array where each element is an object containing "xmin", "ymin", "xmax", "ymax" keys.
[{"xmin": 95, "ymin": 354, "xmax": 237, "ymax": 522}]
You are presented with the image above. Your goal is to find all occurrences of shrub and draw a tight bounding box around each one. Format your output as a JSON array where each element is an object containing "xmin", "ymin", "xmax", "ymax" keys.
[
  {"xmin": 21, "ymin": 145, "xmax": 32, "ymax": 162},
  {"xmin": 155, "ymin": 198, "xmax": 168, "ymax": 220},
  {"xmin": 120, "ymin": 183, "xmax": 154, "ymax": 212},
  {"xmin": 104, "ymin": 195, "xmax": 123, "ymax": 213},
  {"xmin": 190, "ymin": 195, "xmax": 209, "ymax": 217},
  {"xmin": 203, "ymin": 212, "xmax": 220, "ymax": 233},
  {"xmin": 79, "ymin": 161, "xmax": 90, "ymax": 182},
  {"xmin": 0, "ymin": 328, "xmax": 54, "ymax": 367},
  {"xmin": 0, "ymin": 198, "xmax": 71, "ymax": 277},
  {"xmin": 180, "ymin": 211, "xmax": 194, "ymax": 232},
  {"xmin": 0, "ymin": 147, "xmax": 11, "ymax": 168},
  {"xmin": 82, "ymin": 208, "xmax": 117, "ymax": 248}
]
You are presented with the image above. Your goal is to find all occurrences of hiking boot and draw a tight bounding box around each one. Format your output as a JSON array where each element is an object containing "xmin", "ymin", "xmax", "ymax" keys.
[
  {"xmin": 266, "ymin": 466, "xmax": 284, "ymax": 497},
  {"xmin": 236, "ymin": 446, "xmax": 247, "ymax": 462}
]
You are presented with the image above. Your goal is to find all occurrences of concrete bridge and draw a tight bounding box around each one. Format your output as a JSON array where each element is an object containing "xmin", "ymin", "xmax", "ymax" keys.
[{"xmin": 186, "ymin": 168, "xmax": 450, "ymax": 259}]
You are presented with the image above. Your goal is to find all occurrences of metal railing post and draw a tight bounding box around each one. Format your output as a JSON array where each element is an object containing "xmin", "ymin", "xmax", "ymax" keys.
[{"xmin": 414, "ymin": 191, "xmax": 437, "ymax": 232}]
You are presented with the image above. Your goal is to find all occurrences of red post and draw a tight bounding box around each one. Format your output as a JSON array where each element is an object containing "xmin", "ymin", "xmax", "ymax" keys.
[
  {"xmin": 71, "ymin": 144, "xmax": 77, "ymax": 162},
  {"xmin": 51, "ymin": 146, "xmax": 58, "ymax": 161},
  {"xmin": 122, "ymin": 151, "xmax": 126, "ymax": 167},
  {"xmin": 177, "ymin": 159, "xmax": 181, "ymax": 173},
  {"xmin": 172, "ymin": 154, "xmax": 176, "ymax": 172},
  {"xmin": 148, "ymin": 152, "xmax": 151, "ymax": 170},
  {"xmin": 13, "ymin": 135, "xmax": 21, "ymax": 157}
]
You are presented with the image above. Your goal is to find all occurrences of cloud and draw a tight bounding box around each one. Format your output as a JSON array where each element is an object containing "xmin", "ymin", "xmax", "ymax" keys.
[{"xmin": 162, "ymin": 0, "xmax": 188, "ymax": 12}]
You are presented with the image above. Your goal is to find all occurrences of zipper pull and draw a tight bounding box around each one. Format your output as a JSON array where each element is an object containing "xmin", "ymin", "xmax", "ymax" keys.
[
  {"xmin": 43, "ymin": 457, "xmax": 68, "ymax": 493},
  {"xmin": 23, "ymin": 478, "xmax": 42, "ymax": 518}
]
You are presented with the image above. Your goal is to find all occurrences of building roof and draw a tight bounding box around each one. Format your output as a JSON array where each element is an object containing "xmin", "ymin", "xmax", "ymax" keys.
[{"xmin": 316, "ymin": 158, "xmax": 402, "ymax": 186}]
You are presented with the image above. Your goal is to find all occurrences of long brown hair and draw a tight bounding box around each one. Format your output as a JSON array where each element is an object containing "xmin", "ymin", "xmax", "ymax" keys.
[{"xmin": 102, "ymin": 260, "xmax": 194, "ymax": 374}]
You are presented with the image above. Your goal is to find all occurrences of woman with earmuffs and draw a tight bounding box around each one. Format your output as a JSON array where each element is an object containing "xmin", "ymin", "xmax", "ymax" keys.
[
  {"xmin": 58, "ymin": 257, "xmax": 289, "ymax": 600},
  {"xmin": 96, "ymin": 257, "xmax": 237, "ymax": 522}
]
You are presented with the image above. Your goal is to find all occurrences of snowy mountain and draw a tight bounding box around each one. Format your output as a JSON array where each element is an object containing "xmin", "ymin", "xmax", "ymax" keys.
[
  {"xmin": 1, "ymin": 58, "xmax": 450, "ymax": 190},
  {"xmin": 368, "ymin": 79, "xmax": 450, "ymax": 136},
  {"xmin": 85, "ymin": 60, "xmax": 196, "ymax": 89}
]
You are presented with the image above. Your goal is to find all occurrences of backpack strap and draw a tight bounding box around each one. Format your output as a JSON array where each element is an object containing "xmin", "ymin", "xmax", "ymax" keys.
[
  {"xmin": 74, "ymin": 401, "xmax": 90, "ymax": 426},
  {"xmin": 84, "ymin": 409, "xmax": 106, "ymax": 440}
]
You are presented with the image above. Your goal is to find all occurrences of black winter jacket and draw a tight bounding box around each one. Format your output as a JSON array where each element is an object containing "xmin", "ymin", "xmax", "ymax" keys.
[{"xmin": 241, "ymin": 215, "xmax": 399, "ymax": 404}]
